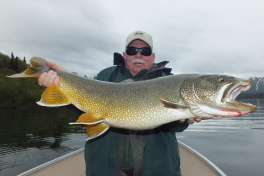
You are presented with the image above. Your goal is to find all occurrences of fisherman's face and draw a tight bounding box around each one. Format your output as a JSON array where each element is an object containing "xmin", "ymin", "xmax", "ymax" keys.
[{"xmin": 123, "ymin": 40, "xmax": 155, "ymax": 76}]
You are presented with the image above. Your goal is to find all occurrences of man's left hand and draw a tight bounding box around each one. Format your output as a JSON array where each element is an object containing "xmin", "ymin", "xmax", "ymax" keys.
[{"xmin": 179, "ymin": 118, "xmax": 202, "ymax": 124}]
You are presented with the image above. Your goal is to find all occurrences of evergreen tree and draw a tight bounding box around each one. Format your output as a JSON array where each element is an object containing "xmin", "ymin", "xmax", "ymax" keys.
[
  {"xmin": 15, "ymin": 57, "xmax": 19, "ymax": 72},
  {"xmin": 0, "ymin": 53, "xmax": 10, "ymax": 68},
  {"xmin": 11, "ymin": 52, "xmax": 14, "ymax": 59},
  {"xmin": 9, "ymin": 52, "xmax": 15, "ymax": 70}
]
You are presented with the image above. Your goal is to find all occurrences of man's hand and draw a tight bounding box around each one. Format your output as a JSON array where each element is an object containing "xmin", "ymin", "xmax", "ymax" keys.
[
  {"xmin": 38, "ymin": 60, "xmax": 66, "ymax": 87},
  {"xmin": 179, "ymin": 118, "xmax": 202, "ymax": 124}
]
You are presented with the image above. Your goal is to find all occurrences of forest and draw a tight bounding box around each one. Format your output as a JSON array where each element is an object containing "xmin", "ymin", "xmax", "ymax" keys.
[{"xmin": 0, "ymin": 52, "xmax": 44, "ymax": 108}]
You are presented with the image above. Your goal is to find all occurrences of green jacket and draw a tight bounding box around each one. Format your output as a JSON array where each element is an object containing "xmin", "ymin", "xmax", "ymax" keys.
[{"xmin": 85, "ymin": 54, "xmax": 188, "ymax": 176}]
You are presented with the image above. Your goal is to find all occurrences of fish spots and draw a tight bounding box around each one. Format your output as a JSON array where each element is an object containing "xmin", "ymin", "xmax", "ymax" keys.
[
  {"xmin": 58, "ymin": 73, "xmax": 255, "ymax": 131},
  {"xmin": 181, "ymin": 75, "xmax": 233, "ymax": 105}
]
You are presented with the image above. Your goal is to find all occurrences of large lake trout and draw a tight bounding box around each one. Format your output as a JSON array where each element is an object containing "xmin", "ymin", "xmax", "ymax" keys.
[{"xmin": 8, "ymin": 57, "xmax": 256, "ymax": 140}]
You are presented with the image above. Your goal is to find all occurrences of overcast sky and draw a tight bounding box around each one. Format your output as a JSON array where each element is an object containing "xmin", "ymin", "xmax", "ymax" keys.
[{"xmin": 0, "ymin": 0, "xmax": 263, "ymax": 79}]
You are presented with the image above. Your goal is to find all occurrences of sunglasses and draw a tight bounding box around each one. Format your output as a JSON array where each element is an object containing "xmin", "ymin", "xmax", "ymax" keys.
[{"xmin": 126, "ymin": 47, "xmax": 152, "ymax": 56}]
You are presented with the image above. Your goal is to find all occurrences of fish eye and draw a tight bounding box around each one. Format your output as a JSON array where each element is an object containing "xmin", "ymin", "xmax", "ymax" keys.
[{"xmin": 218, "ymin": 76, "xmax": 226, "ymax": 82}]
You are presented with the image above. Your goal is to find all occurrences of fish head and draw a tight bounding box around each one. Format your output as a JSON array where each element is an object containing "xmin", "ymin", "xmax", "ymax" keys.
[{"xmin": 180, "ymin": 75, "xmax": 257, "ymax": 118}]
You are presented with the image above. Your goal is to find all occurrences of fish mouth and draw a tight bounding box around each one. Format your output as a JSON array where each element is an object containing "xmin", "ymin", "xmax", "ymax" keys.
[
  {"xmin": 223, "ymin": 80, "xmax": 251, "ymax": 103},
  {"xmin": 188, "ymin": 79, "xmax": 256, "ymax": 118},
  {"xmin": 195, "ymin": 80, "xmax": 256, "ymax": 118}
]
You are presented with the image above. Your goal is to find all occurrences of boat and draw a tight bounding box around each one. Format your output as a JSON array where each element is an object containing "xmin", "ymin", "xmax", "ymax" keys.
[
  {"xmin": 18, "ymin": 141, "xmax": 226, "ymax": 176},
  {"xmin": 178, "ymin": 141, "xmax": 226, "ymax": 176}
]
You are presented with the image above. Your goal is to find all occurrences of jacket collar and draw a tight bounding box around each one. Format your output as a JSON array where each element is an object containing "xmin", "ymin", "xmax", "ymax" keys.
[{"xmin": 113, "ymin": 52, "xmax": 172, "ymax": 81}]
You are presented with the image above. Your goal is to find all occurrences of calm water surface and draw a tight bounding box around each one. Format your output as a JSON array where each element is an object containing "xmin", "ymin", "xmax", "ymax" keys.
[
  {"xmin": 0, "ymin": 99, "xmax": 264, "ymax": 176},
  {"xmin": 178, "ymin": 98, "xmax": 264, "ymax": 176},
  {"xmin": 0, "ymin": 107, "xmax": 86, "ymax": 176}
]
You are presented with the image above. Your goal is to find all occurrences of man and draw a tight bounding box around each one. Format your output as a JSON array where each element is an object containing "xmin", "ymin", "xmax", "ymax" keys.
[{"xmin": 38, "ymin": 30, "xmax": 201, "ymax": 176}]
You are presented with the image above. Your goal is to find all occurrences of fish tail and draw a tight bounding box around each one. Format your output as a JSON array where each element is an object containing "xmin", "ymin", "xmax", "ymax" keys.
[{"xmin": 6, "ymin": 57, "xmax": 49, "ymax": 78}]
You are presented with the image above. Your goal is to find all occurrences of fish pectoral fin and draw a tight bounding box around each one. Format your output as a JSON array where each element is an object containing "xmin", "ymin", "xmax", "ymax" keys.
[
  {"xmin": 36, "ymin": 84, "xmax": 70, "ymax": 107},
  {"xmin": 86, "ymin": 122, "xmax": 109, "ymax": 140},
  {"xmin": 159, "ymin": 97, "xmax": 189, "ymax": 109},
  {"xmin": 76, "ymin": 113, "xmax": 105, "ymax": 124}
]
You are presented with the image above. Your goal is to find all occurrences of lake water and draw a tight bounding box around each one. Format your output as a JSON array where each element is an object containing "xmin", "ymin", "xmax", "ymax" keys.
[
  {"xmin": 0, "ymin": 98, "xmax": 264, "ymax": 176},
  {"xmin": 0, "ymin": 107, "xmax": 86, "ymax": 176},
  {"xmin": 178, "ymin": 98, "xmax": 264, "ymax": 176}
]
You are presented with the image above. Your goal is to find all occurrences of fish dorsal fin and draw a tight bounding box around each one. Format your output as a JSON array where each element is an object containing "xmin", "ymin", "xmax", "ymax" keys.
[
  {"xmin": 75, "ymin": 113, "xmax": 105, "ymax": 124},
  {"xmin": 85, "ymin": 123, "xmax": 109, "ymax": 140},
  {"xmin": 159, "ymin": 97, "xmax": 189, "ymax": 109},
  {"xmin": 37, "ymin": 84, "xmax": 70, "ymax": 107}
]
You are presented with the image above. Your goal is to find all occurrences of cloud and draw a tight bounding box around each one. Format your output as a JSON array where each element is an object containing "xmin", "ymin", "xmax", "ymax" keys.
[{"xmin": 0, "ymin": 0, "xmax": 263, "ymax": 78}]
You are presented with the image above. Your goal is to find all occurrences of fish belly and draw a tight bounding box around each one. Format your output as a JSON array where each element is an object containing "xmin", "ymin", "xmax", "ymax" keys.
[{"xmin": 104, "ymin": 108, "xmax": 195, "ymax": 130}]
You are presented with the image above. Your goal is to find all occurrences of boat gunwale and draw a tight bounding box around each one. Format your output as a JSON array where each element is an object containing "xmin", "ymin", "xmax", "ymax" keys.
[
  {"xmin": 18, "ymin": 141, "xmax": 226, "ymax": 176},
  {"xmin": 17, "ymin": 148, "xmax": 84, "ymax": 176},
  {"xmin": 178, "ymin": 140, "xmax": 227, "ymax": 176}
]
